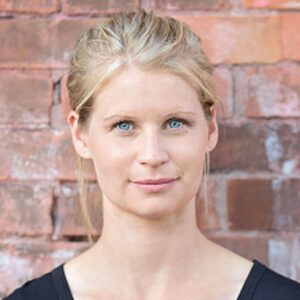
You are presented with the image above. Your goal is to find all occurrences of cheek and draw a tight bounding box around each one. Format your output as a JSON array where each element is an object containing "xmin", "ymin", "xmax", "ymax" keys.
[
  {"xmin": 172, "ymin": 135, "xmax": 207, "ymax": 167},
  {"xmin": 89, "ymin": 139, "xmax": 133, "ymax": 188}
]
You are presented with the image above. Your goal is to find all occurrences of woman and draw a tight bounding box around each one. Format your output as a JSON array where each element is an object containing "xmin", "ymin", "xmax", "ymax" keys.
[{"xmin": 5, "ymin": 9, "xmax": 300, "ymax": 300}]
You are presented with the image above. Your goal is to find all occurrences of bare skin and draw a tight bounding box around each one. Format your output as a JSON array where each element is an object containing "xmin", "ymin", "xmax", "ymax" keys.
[{"xmin": 66, "ymin": 67, "xmax": 254, "ymax": 300}]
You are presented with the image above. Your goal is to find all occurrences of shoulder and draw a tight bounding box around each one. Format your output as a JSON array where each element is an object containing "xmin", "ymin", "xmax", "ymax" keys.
[
  {"xmin": 3, "ymin": 266, "xmax": 62, "ymax": 300},
  {"xmin": 249, "ymin": 260, "xmax": 300, "ymax": 300}
]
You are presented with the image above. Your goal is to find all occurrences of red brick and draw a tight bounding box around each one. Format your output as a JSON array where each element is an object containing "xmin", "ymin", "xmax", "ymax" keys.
[
  {"xmin": 272, "ymin": 178, "xmax": 300, "ymax": 230},
  {"xmin": 244, "ymin": 0, "xmax": 300, "ymax": 9},
  {"xmin": 52, "ymin": 19, "xmax": 98, "ymax": 67},
  {"xmin": 214, "ymin": 67, "xmax": 233, "ymax": 119},
  {"xmin": 50, "ymin": 70, "xmax": 70, "ymax": 129},
  {"xmin": 227, "ymin": 179, "xmax": 274, "ymax": 230},
  {"xmin": 268, "ymin": 234, "xmax": 300, "ymax": 282},
  {"xmin": 0, "ymin": 71, "xmax": 52, "ymax": 128},
  {"xmin": 195, "ymin": 177, "xmax": 220, "ymax": 231},
  {"xmin": 0, "ymin": 182, "xmax": 53, "ymax": 235},
  {"xmin": 209, "ymin": 234, "xmax": 270, "ymax": 263},
  {"xmin": 62, "ymin": 0, "xmax": 139, "ymax": 15},
  {"xmin": 54, "ymin": 182, "xmax": 102, "ymax": 236},
  {"xmin": 0, "ymin": 19, "xmax": 102, "ymax": 68},
  {"xmin": 0, "ymin": 0, "xmax": 58, "ymax": 13},
  {"xmin": 0, "ymin": 19, "xmax": 52, "ymax": 68},
  {"xmin": 0, "ymin": 130, "xmax": 79, "ymax": 180},
  {"xmin": 156, "ymin": 0, "xmax": 230, "ymax": 10},
  {"xmin": 282, "ymin": 14, "xmax": 300, "ymax": 61},
  {"xmin": 0, "ymin": 239, "xmax": 90, "ymax": 296},
  {"xmin": 227, "ymin": 178, "xmax": 300, "ymax": 231},
  {"xmin": 61, "ymin": 74, "xmax": 72, "ymax": 119},
  {"xmin": 210, "ymin": 123, "xmax": 300, "ymax": 173},
  {"xmin": 240, "ymin": 64, "xmax": 300, "ymax": 118},
  {"xmin": 177, "ymin": 15, "xmax": 282, "ymax": 64}
]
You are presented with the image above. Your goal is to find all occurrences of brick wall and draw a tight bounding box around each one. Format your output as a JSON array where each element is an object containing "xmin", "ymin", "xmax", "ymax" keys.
[{"xmin": 0, "ymin": 0, "xmax": 299, "ymax": 296}]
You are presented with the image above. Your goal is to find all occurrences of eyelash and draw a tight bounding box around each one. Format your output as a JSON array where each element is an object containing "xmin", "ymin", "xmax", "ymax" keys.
[{"xmin": 112, "ymin": 118, "xmax": 190, "ymax": 133}]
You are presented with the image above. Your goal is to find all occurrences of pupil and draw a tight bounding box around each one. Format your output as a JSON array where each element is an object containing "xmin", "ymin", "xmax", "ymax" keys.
[
  {"xmin": 171, "ymin": 120, "xmax": 180, "ymax": 128},
  {"xmin": 119, "ymin": 122, "xmax": 130, "ymax": 130}
]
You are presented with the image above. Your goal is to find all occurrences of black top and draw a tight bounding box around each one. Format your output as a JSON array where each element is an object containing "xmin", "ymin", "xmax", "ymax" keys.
[{"xmin": 4, "ymin": 259, "xmax": 300, "ymax": 300}]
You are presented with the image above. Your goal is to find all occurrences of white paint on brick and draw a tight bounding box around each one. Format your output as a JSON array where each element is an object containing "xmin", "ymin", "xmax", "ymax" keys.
[
  {"xmin": 269, "ymin": 236, "xmax": 300, "ymax": 281},
  {"xmin": 282, "ymin": 159, "xmax": 297, "ymax": 174},
  {"xmin": 0, "ymin": 252, "xmax": 10, "ymax": 268},
  {"xmin": 62, "ymin": 185, "xmax": 72, "ymax": 197},
  {"xmin": 52, "ymin": 249, "xmax": 76, "ymax": 261},
  {"xmin": 63, "ymin": 51, "xmax": 71, "ymax": 60},
  {"xmin": 264, "ymin": 131, "xmax": 283, "ymax": 163},
  {"xmin": 282, "ymin": 2, "xmax": 300, "ymax": 8},
  {"xmin": 269, "ymin": 238, "xmax": 291, "ymax": 277}
]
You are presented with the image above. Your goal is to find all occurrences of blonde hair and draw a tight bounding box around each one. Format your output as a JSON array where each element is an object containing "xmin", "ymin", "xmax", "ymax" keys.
[{"xmin": 67, "ymin": 9, "xmax": 220, "ymax": 242}]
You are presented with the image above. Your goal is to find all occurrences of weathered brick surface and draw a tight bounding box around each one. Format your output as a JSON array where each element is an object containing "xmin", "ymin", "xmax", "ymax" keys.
[
  {"xmin": 210, "ymin": 123, "xmax": 300, "ymax": 173},
  {"xmin": 0, "ymin": 19, "xmax": 52, "ymax": 68},
  {"xmin": 156, "ymin": 0, "xmax": 230, "ymax": 10},
  {"xmin": 268, "ymin": 234, "xmax": 300, "ymax": 281},
  {"xmin": 177, "ymin": 15, "xmax": 282, "ymax": 64},
  {"xmin": 62, "ymin": 0, "xmax": 139, "ymax": 15},
  {"xmin": 227, "ymin": 178, "xmax": 300, "ymax": 231},
  {"xmin": 54, "ymin": 182, "xmax": 102, "ymax": 236},
  {"xmin": 238, "ymin": 64, "xmax": 300, "ymax": 118},
  {"xmin": 227, "ymin": 179, "xmax": 274, "ymax": 230},
  {"xmin": 52, "ymin": 19, "xmax": 98, "ymax": 67},
  {"xmin": 272, "ymin": 178, "xmax": 300, "ymax": 230},
  {"xmin": 61, "ymin": 74, "xmax": 72, "ymax": 119},
  {"xmin": 209, "ymin": 234, "xmax": 270, "ymax": 264},
  {"xmin": 0, "ymin": 19, "xmax": 97, "ymax": 68},
  {"xmin": 0, "ymin": 16, "xmax": 288, "ymax": 67},
  {"xmin": 0, "ymin": 130, "xmax": 77, "ymax": 180},
  {"xmin": 0, "ymin": 0, "xmax": 59, "ymax": 13},
  {"xmin": 0, "ymin": 71, "xmax": 52, "ymax": 127},
  {"xmin": 0, "ymin": 239, "xmax": 90, "ymax": 296},
  {"xmin": 214, "ymin": 67, "xmax": 233, "ymax": 119},
  {"xmin": 244, "ymin": 0, "xmax": 300, "ymax": 9},
  {"xmin": 0, "ymin": 182, "xmax": 53, "ymax": 235},
  {"xmin": 50, "ymin": 70, "xmax": 70, "ymax": 129},
  {"xmin": 282, "ymin": 14, "xmax": 300, "ymax": 61}
]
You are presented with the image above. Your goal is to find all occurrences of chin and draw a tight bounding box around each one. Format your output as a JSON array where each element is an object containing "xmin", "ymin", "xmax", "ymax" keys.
[{"xmin": 126, "ymin": 196, "xmax": 187, "ymax": 220}]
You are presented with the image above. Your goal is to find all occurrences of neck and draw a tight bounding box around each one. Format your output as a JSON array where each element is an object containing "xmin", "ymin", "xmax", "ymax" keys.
[{"xmin": 86, "ymin": 198, "xmax": 211, "ymax": 294}]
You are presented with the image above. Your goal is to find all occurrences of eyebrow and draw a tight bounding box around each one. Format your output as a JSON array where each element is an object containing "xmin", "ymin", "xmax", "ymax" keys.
[{"xmin": 103, "ymin": 111, "xmax": 197, "ymax": 122}]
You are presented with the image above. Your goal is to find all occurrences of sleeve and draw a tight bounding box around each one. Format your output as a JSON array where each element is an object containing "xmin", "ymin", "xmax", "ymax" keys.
[
  {"xmin": 3, "ymin": 272, "xmax": 59, "ymax": 300},
  {"xmin": 252, "ymin": 267, "xmax": 300, "ymax": 300}
]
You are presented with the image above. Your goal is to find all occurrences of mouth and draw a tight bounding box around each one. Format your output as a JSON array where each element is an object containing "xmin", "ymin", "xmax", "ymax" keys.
[
  {"xmin": 132, "ymin": 177, "xmax": 179, "ymax": 192},
  {"xmin": 133, "ymin": 178, "xmax": 178, "ymax": 184}
]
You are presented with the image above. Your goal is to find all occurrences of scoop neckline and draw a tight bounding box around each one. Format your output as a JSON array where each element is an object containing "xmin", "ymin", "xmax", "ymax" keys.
[
  {"xmin": 54, "ymin": 259, "xmax": 265, "ymax": 300},
  {"xmin": 236, "ymin": 259, "xmax": 266, "ymax": 300}
]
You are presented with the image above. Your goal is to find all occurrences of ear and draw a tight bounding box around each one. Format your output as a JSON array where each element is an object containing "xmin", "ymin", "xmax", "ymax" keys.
[
  {"xmin": 67, "ymin": 110, "xmax": 92, "ymax": 159},
  {"xmin": 206, "ymin": 105, "xmax": 219, "ymax": 153}
]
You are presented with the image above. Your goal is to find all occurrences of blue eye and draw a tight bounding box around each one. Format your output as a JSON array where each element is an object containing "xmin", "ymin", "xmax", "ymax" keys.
[
  {"xmin": 168, "ymin": 119, "xmax": 183, "ymax": 129},
  {"xmin": 113, "ymin": 118, "xmax": 188, "ymax": 133},
  {"xmin": 116, "ymin": 121, "xmax": 132, "ymax": 131}
]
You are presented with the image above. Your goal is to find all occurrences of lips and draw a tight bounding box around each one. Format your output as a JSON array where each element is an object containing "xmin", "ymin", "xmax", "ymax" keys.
[
  {"xmin": 133, "ymin": 178, "xmax": 177, "ymax": 184},
  {"xmin": 132, "ymin": 177, "xmax": 178, "ymax": 192}
]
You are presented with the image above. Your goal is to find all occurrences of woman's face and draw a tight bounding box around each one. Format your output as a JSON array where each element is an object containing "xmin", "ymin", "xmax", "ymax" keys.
[{"xmin": 72, "ymin": 67, "xmax": 218, "ymax": 219}]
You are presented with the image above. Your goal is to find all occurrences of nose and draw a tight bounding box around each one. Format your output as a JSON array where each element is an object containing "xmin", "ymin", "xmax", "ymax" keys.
[{"xmin": 137, "ymin": 128, "xmax": 169, "ymax": 167}]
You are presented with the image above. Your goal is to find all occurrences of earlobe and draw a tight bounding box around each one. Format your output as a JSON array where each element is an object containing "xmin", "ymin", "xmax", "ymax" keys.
[{"xmin": 67, "ymin": 111, "xmax": 92, "ymax": 159}]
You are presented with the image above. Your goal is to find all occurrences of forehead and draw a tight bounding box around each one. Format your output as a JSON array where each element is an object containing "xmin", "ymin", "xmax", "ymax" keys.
[{"xmin": 92, "ymin": 67, "xmax": 203, "ymax": 117}]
